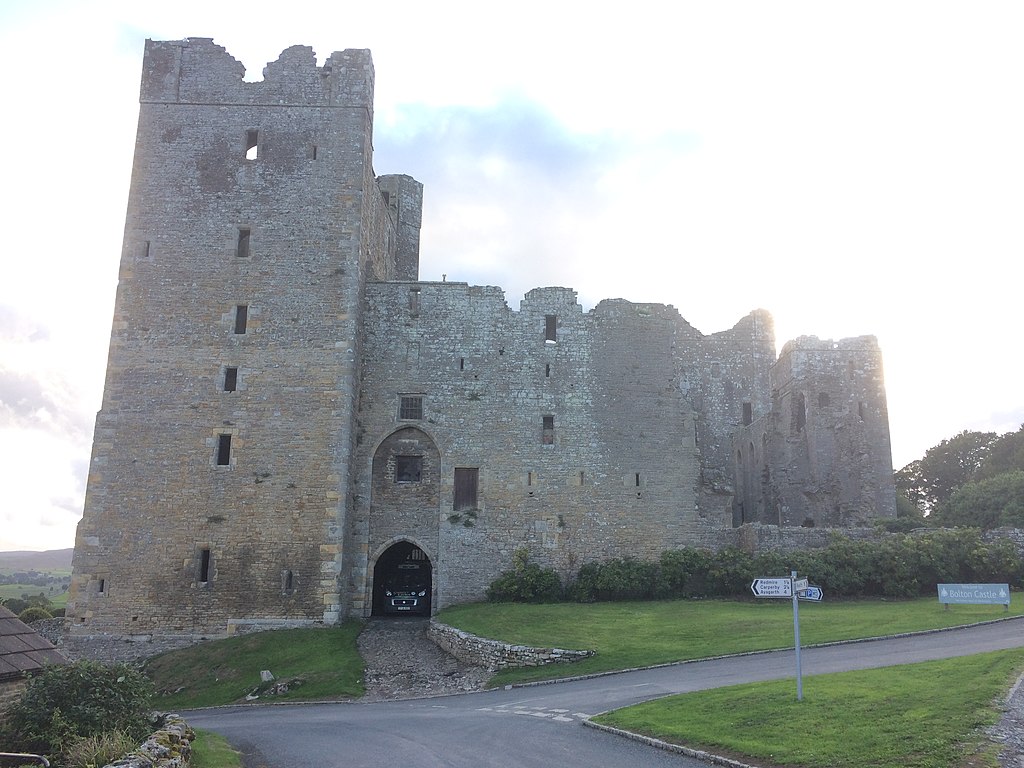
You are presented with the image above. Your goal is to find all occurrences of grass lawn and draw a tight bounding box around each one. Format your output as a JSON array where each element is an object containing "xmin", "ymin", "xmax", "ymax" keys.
[
  {"xmin": 191, "ymin": 729, "xmax": 242, "ymax": 768},
  {"xmin": 0, "ymin": 583, "xmax": 68, "ymax": 609},
  {"xmin": 144, "ymin": 624, "xmax": 364, "ymax": 709},
  {"xmin": 436, "ymin": 597, "xmax": 1024, "ymax": 686},
  {"xmin": 594, "ymin": 648, "xmax": 1024, "ymax": 768}
]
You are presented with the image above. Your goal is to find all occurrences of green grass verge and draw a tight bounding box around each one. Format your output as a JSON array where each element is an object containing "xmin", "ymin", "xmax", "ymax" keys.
[
  {"xmin": 144, "ymin": 624, "xmax": 364, "ymax": 709},
  {"xmin": 594, "ymin": 648, "xmax": 1024, "ymax": 768},
  {"xmin": 436, "ymin": 597, "xmax": 1024, "ymax": 686},
  {"xmin": 191, "ymin": 729, "xmax": 242, "ymax": 768}
]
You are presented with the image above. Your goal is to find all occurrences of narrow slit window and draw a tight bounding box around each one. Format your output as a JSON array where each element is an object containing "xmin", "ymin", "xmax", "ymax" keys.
[
  {"xmin": 459, "ymin": 357, "xmax": 465, "ymax": 371},
  {"xmin": 545, "ymin": 363, "xmax": 551, "ymax": 378},
  {"xmin": 223, "ymin": 367, "xmax": 238, "ymax": 392},
  {"xmin": 245, "ymin": 130, "xmax": 259, "ymax": 160},
  {"xmin": 310, "ymin": 145, "xmax": 318, "ymax": 160},
  {"xmin": 527, "ymin": 471, "xmax": 535, "ymax": 487},
  {"xmin": 283, "ymin": 569, "xmax": 294, "ymax": 594},
  {"xmin": 578, "ymin": 471, "xmax": 585, "ymax": 485},
  {"xmin": 409, "ymin": 288, "xmax": 421, "ymax": 316},
  {"xmin": 236, "ymin": 228, "xmax": 251, "ymax": 258},
  {"xmin": 542, "ymin": 415, "xmax": 555, "ymax": 445},
  {"xmin": 793, "ymin": 392, "xmax": 806, "ymax": 433},
  {"xmin": 199, "ymin": 549, "xmax": 211, "ymax": 582},
  {"xmin": 635, "ymin": 473, "xmax": 641, "ymax": 487},
  {"xmin": 544, "ymin": 314, "xmax": 557, "ymax": 343},
  {"xmin": 234, "ymin": 305, "xmax": 248, "ymax": 334},
  {"xmin": 454, "ymin": 467, "xmax": 479, "ymax": 511},
  {"xmin": 859, "ymin": 401, "xmax": 867, "ymax": 420},
  {"xmin": 742, "ymin": 402, "xmax": 753, "ymax": 426},
  {"xmin": 98, "ymin": 578, "xmax": 106, "ymax": 594},
  {"xmin": 216, "ymin": 434, "xmax": 232, "ymax": 466},
  {"xmin": 139, "ymin": 240, "xmax": 150, "ymax": 259}
]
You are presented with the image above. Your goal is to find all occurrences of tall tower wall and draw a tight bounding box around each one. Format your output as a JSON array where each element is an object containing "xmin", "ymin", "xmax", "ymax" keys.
[{"xmin": 68, "ymin": 39, "xmax": 413, "ymax": 637}]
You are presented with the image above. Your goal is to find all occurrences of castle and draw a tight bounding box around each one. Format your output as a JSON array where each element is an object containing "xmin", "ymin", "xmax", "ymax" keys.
[{"xmin": 67, "ymin": 39, "xmax": 895, "ymax": 638}]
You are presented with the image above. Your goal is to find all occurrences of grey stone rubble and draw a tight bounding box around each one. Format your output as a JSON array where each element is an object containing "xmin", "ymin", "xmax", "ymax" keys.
[
  {"xmin": 992, "ymin": 673, "xmax": 1024, "ymax": 768},
  {"xmin": 358, "ymin": 618, "xmax": 490, "ymax": 701}
]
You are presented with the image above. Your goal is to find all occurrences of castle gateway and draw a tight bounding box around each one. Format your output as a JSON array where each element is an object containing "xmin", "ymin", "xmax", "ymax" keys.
[{"xmin": 68, "ymin": 40, "xmax": 895, "ymax": 640}]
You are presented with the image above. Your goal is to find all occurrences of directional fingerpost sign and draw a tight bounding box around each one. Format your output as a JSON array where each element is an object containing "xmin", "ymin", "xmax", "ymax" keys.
[
  {"xmin": 799, "ymin": 586, "xmax": 824, "ymax": 602},
  {"xmin": 750, "ymin": 577, "xmax": 793, "ymax": 597},
  {"xmin": 792, "ymin": 578, "xmax": 809, "ymax": 592}
]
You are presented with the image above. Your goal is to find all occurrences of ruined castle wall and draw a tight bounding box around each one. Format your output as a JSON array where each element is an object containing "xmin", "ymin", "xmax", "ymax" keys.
[
  {"xmin": 762, "ymin": 336, "xmax": 896, "ymax": 526},
  {"xmin": 352, "ymin": 286, "xmax": 775, "ymax": 613},
  {"xmin": 69, "ymin": 40, "xmax": 387, "ymax": 636}
]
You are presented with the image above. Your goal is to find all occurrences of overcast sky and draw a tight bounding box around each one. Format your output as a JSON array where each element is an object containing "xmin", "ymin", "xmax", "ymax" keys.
[{"xmin": 2, "ymin": 1, "xmax": 1022, "ymax": 551}]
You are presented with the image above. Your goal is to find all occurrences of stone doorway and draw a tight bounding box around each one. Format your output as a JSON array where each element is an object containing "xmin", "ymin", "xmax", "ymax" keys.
[{"xmin": 372, "ymin": 541, "xmax": 432, "ymax": 616}]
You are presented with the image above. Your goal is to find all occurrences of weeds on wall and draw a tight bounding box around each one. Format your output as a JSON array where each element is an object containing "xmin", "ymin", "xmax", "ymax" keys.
[{"xmin": 487, "ymin": 529, "xmax": 1024, "ymax": 603}]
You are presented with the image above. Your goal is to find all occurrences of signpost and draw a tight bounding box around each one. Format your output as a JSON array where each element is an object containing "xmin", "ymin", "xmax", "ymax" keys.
[{"xmin": 750, "ymin": 572, "xmax": 824, "ymax": 700}]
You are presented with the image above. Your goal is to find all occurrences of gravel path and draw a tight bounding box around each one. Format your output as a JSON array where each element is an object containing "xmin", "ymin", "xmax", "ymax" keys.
[
  {"xmin": 357, "ymin": 617, "xmax": 491, "ymax": 701},
  {"xmin": 991, "ymin": 673, "xmax": 1024, "ymax": 767}
]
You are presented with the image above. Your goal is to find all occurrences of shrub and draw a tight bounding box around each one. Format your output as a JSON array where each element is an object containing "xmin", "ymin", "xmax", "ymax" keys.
[
  {"xmin": 486, "ymin": 548, "xmax": 563, "ymax": 602},
  {"xmin": 569, "ymin": 558, "xmax": 660, "ymax": 602},
  {"xmin": 62, "ymin": 729, "xmax": 139, "ymax": 768},
  {"xmin": 1, "ymin": 661, "xmax": 153, "ymax": 755},
  {"xmin": 18, "ymin": 606, "xmax": 53, "ymax": 623}
]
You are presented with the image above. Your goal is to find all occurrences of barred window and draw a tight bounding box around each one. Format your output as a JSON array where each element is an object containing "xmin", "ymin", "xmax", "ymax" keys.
[{"xmin": 399, "ymin": 395, "xmax": 423, "ymax": 420}]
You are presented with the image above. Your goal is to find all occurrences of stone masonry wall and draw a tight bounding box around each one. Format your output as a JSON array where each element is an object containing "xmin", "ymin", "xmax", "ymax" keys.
[{"xmin": 428, "ymin": 621, "xmax": 593, "ymax": 670}]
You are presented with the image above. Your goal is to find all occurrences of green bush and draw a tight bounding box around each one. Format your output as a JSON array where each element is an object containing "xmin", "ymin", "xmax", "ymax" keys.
[
  {"xmin": 486, "ymin": 548, "xmax": 563, "ymax": 602},
  {"xmin": 570, "ymin": 558, "xmax": 660, "ymax": 602},
  {"xmin": 0, "ymin": 661, "xmax": 153, "ymax": 756},
  {"xmin": 18, "ymin": 606, "xmax": 54, "ymax": 623}
]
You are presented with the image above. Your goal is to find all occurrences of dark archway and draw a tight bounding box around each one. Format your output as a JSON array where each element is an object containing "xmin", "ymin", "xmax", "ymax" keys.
[{"xmin": 371, "ymin": 541, "xmax": 432, "ymax": 616}]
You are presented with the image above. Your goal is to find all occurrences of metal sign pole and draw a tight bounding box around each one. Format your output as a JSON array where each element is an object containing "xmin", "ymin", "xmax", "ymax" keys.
[{"xmin": 792, "ymin": 570, "xmax": 802, "ymax": 701}]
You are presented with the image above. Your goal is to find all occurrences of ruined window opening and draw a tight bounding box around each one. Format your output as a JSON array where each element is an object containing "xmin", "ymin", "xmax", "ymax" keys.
[
  {"xmin": 818, "ymin": 392, "xmax": 830, "ymax": 408},
  {"xmin": 409, "ymin": 288, "xmax": 420, "ymax": 316},
  {"xmin": 542, "ymin": 415, "xmax": 555, "ymax": 445},
  {"xmin": 245, "ymin": 130, "xmax": 259, "ymax": 160},
  {"xmin": 236, "ymin": 228, "xmax": 251, "ymax": 258},
  {"xmin": 216, "ymin": 434, "xmax": 232, "ymax": 466},
  {"xmin": 395, "ymin": 455, "xmax": 422, "ymax": 483},
  {"xmin": 223, "ymin": 367, "xmax": 238, "ymax": 392},
  {"xmin": 544, "ymin": 315, "xmax": 557, "ymax": 343},
  {"xmin": 793, "ymin": 392, "xmax": 806, "ymax": 433},
  {"xmin": 399, "ymin": 395, "xmax": 423, "ymax": 420},
  {"xmin": 545, "ymin": 363, "xmax": 551, "ymax": 378},
  {"xmin": 454, "ymin": 467, "xmax": 479, "ymax": 511},
  {"xmin": 742, "ymin": 402, "xmax": 752, "ymax": 426},
  {"xmin": 199, "ymin": 549, "xmax": 211, "ymax": 582},
  {"xmin": 234, "ymin": 305, "xmax": 248, "ymax": 334}
]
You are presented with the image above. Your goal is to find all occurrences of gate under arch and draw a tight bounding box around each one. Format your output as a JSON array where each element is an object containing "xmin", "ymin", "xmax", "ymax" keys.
[{"xmin": 371, "ymin": 541, "xmax": 432, "ymax": 616}]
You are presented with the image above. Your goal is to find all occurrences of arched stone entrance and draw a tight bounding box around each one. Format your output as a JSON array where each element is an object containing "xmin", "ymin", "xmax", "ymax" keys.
[{"xmin": 371, "ymin": 541, "xmax": 433, "ymax": 616}]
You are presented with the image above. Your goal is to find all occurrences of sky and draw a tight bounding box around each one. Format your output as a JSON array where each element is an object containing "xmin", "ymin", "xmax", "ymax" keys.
[{"xmin": 1, "ymin": 1, "xmax": 1023, "ymax": 551}]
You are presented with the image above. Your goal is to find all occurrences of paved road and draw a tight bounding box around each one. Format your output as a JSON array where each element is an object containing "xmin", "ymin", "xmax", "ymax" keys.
[{"xmin": 186, "ymin": 617, "xmax": 1024, "ymax": 767}]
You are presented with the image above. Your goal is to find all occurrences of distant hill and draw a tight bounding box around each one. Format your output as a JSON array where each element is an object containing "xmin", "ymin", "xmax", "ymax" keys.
[{"xmin": 0, "ymin": 549, "xmax": 74, "ymax": 571}]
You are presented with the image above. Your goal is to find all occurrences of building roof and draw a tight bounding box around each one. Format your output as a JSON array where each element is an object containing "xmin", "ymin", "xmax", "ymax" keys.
[{"xmin": 0, "ymin": 606, "xmax": 67, "ymax": 682}]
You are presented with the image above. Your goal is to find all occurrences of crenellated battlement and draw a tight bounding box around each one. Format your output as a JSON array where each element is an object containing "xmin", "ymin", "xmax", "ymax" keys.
[{"xmin": 140, "ymin": 38, "xmax": 374, "ymax": 110}]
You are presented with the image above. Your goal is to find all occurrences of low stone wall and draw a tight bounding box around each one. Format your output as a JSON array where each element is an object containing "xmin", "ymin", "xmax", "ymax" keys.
[
  {"xmin": 101, "ymin": 715, "xmax": 195, "ymax": 768},
  {"xmin": 428, "ymin": 620, "xmax": 593, "ymax": 670}
]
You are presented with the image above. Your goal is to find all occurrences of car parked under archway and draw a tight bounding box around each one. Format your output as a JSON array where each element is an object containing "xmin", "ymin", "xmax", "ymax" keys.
[{"xmin": 372, "ymin": 541, "xmax": 432, "ymax": 616}]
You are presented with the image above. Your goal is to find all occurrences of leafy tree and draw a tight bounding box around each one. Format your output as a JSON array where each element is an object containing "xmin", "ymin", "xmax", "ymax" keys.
[
  {"xmin": 976, "ymin": 424, "xmax": 1024, "ymax": 481},
  {"xmin": 933, "ymin": 470, "xmax": 1024, "ymax": 529},
  {"xmin": 896, "ymin": 430, "xmax": 998, "ymax": 514}
]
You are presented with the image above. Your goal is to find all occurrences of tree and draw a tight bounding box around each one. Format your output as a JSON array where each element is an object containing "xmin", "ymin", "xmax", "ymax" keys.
[
  {"xmin": 933, "ymin": 470, "xmax": 1024, "ymax": 529},
  {"xmin": 896, "ymin": 430, "xmax": 998, "ymax": 514},
  {"xmin": 976, "ymin": 424, "xmax": 1024, "ymax": 481}
]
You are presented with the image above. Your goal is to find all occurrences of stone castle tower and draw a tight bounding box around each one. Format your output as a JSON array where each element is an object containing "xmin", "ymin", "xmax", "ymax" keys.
[{"xmin": 68, "ymin": 40, "xmax": 895, "ymax": 640}]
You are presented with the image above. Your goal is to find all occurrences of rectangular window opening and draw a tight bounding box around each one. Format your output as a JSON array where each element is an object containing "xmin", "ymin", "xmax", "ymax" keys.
[
  {"xmin": 399, "ymin": 395, "xmax": 423, "ymax": 420},
  {"xmin": 459, "ymin": 357, "xmax": 465, "ymax": 371},
  {"xmin": 409, "ymin": 288, "xmax": 421, "ymax": 316},
  {"xmin": 98, "ymin": 578, "xmax": 105, "ymax": 594},
  {"xmin": 245, "ymin": 130, "xmax": 259, "ymax": 160},
  {"xmin": 544, "ymin": 314, "xmax": 557, "ymax": 343},
  {"xmin": 635, "ymin": 472, "xmax": 641, "ymax": 487},
  {"xmin": 545, "ymin": 363, "xmax": 551, "ymax": 378},
  {"xmin": 236, "ymin": 228, "xmax": 251, "ymax": 258},
  {"xmin": 310, "ymin": 145, "xmax": 318, "ymax": 160},
  {"xmin": 578, "ymin": 471, "xmax": 585, "ymax": 485},
  {"xmin": 216, "ymin": 434, "xmax": 232, "ymax": 466},
  {"xmin": 395, "ymin": 455, "xmax": 423, "ymax": 483},
  {"xmin": 742, "ymin": 402, "xmax": 753, "ymax": 426},
  {"xmin": 199, "ymin": 549, "xmax": 211, "ymax": 583},
  {"xmin": 283, "ymin": 569, "xmax": 294, "ymax": 593},
  {"xmin": 527, "ymin": 471, "xmax": 535, "ymax": 487},
  {"xmin": 454, "ymin": 467, "xmax": 479, "ymax": 511},
  {"xmin": 223, "ymin": 367, "xmax": 238, "ymax": 392},
  {"xmin": 858, "ymin": 401, "xmax": 866, "ymax": 420},
  {"xmin": 139, "ymin": 240, "xmax": 150, "ymax": 259},
  {"xmin": 542, "ymin": 415, "xmax": 555, "ymax": 445},
  {"xmin": 234, "ymin": 305, "xmax": 248, "ymax": 334}
]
